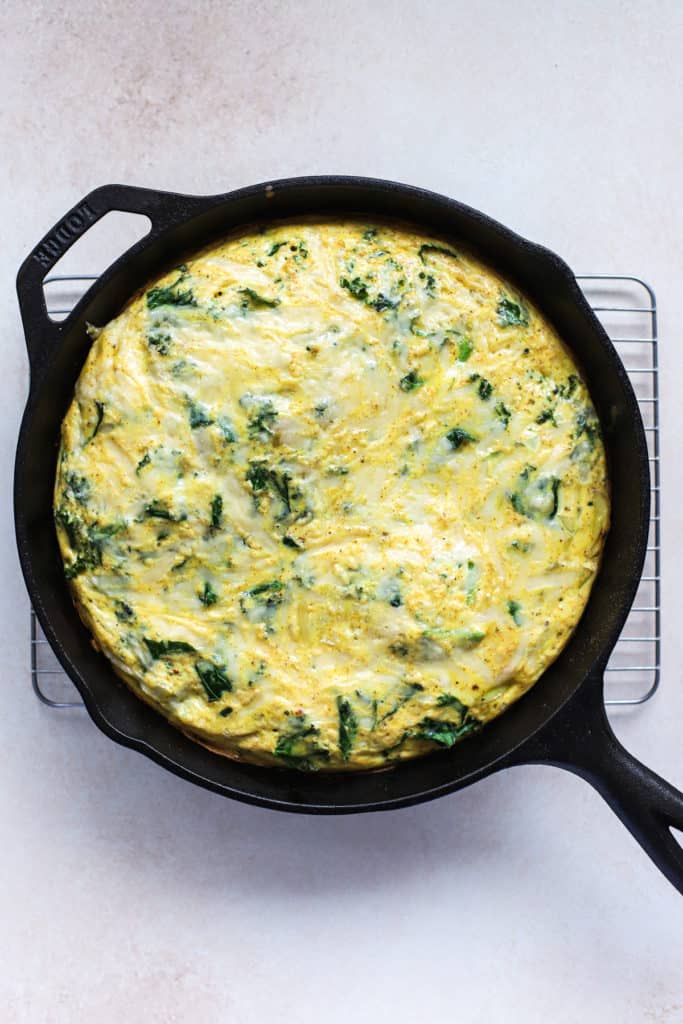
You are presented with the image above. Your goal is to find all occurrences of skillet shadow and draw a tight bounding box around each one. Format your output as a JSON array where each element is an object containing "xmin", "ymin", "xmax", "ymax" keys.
[
  {"xmin": 41, "ymin": 720, "xmax": 683, "ymax": 1013},
  {"xmin": 44, "ymin": 713, "xmax": 662, "ymax": 906},
  {"xmin": 48, "ymin": 712, "xmax": 535, "ymax": 894}
]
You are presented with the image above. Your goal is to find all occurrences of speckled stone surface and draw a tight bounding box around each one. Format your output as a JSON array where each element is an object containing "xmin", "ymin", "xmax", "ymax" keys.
[{"xmin": 2, "ymin": 2, "xmax": 683, "ymax": 1021}]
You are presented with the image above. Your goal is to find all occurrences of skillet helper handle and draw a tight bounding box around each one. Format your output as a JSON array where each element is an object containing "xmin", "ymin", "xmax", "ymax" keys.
[
  {"xmin": 517, "ymin": 680, "xmax": 683, "ymax": 894},
  {"xmin": 16, "ymin": 184, "xmax": 204, "ymax": 380}
]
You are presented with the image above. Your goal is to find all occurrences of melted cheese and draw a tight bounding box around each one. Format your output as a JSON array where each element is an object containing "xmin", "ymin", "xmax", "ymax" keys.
[{"xmin": 54, "ymin": 220, "xmax": 609, "ymax": 770}]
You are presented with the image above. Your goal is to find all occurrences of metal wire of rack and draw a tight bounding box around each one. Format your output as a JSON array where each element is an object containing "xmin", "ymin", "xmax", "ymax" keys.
[
  {"xmin": 29, "ymin": 273, "xmax": 661, "ymax": 710},
  {"xmin": 576, "ymin": 276, "xmax": 660, "ymax": 706}
]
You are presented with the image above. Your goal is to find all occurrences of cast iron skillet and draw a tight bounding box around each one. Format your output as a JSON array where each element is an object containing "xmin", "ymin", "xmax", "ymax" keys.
[{"xmin": 14, "ymin": 176, "xmax": 683, "ymax": 892}]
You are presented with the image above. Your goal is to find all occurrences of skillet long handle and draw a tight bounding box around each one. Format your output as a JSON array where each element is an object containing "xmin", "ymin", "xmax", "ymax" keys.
[
  {"xmin": 15, "ymin": 184, "xmax": 206, "ymax": 380},
  {"xmin": 514, "ymin": 680, "xmax": 683, "ymax": 894}
]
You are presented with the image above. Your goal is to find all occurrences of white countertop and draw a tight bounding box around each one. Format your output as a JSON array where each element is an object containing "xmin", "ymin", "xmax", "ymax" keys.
[{"xmin": 2, "ymin": 2, "xmax": 683, "ymax": 1020}]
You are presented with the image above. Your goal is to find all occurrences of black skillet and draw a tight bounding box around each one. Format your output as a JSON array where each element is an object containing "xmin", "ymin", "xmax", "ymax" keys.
[{"xmin": 14, "ymin": 177, "xmax": 683, "ymax": 892}]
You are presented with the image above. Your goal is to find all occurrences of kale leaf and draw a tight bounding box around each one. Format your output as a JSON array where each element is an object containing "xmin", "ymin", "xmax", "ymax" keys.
[
  {"xmin": 146, "ymin": 271, "xmax": 197, "ymax": 309},
  {"xmin": 418, "ymin": 244, "xmax": 458, "ymax": 263},
  {"xmin": 148, "ymin": 329, "xmax": 172, "ymax": 354},
  {"xmin": 195, "ymin": 660, "xmax": 232, "ymax": 701},
  {"xmin": 494, "ymin": 402, "xmax": 511, "ymax": 428},
  {"xmin": 188, "ymin": 400, "xmax": 214, "ymax": 429},
  {"xmin": 457, "ymin": 337, "xmax": 473, "ymax": 361},
  {"xmin": 576, "ymin": 408, "xmax": 600, "ymax": 448},
  {"xmin": 55, "ymin": 507, "xmax": 123, "ymax": 579},
  {"xmin": 239, "ymin": 287, "xmax": 280, "ymax": 310},
  {"xmin": 475, "ymin": 377, "xmax": 493, "ymax": 400},
  {"xmin": 412, "ymin": 714, "xmax": 480, "ymax": 747},
  {"xmin": 337, "ymin": 696, "xmax": 358, "ymax": 761},
  {"xmin": 144, "ymin": 638, "xmax": 196, "ymax": 659},
  {"xmin": 446, "ymin": 427, "xmax": 477, "ymax": 450},
  {"xmin": 143, "ymin": 500, "xmax": 174, "ymax": 520},
  {"xmin": 507, "ymin": 600, "xmax": 523, "ymax": 626},
  {"xmin": 64, "ymin": 472, "xmax": 90, "ymax": 504},
  {"xmin": 245, "ymin": 462, "xmax": 301, "ymax": 519},
  {"xmin": 509, "ymin": 469, "xmax": 561, "ymax": 521},
  {"xmin": 198, "ymin": 582, "xmax": 219, "ymax": 606},
  {"xmin": 210, "ymin": 494, "xmax": 223, "ymax": 529},
  {"xmin": 436, "ymin": 694, "xmax": 468, "ymax": 714},
  {"xmin": 88, "ymin": 400, "xmax": 105, "ymax": 443},
  {"xmin": 497, "ymin": 295, "xmax": 529, "ymax": 328},
  {"xmin": 536, "ymin": 408, "xmax": 557, "ymax": 426},
  {"xmin": 282, "ymin": 535, "xmax": 303, "ymax": 549},
  {"xmin": 273, "ymin": 717, "xmax": 330, "ymax": 770},
  {"xmin": 267, "ymin": 241, "xmax": 289, "ymax": 256},
  {"xmin": 243, "ymin": 396, "xmax": 277, "ymax": 439},
  {"xmin": 399, "ymin": 369, "xmax": 425, "ymax": 392},
  {"xmin": 339, "ymin": 276, "xmax": 399, "ymax": 313}
]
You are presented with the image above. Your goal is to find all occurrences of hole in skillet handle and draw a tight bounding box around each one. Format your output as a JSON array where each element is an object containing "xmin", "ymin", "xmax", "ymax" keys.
[
  {"xmin": 15, "ymin": 184, "xmax": 207, "ymax": 386},
  {"xmin": 508, "ymin": 668, "xmax": 683, "ymax": 895},
  {"xmin": 42, "ymin": 212, "xmax": 153, "ymax": 322}
]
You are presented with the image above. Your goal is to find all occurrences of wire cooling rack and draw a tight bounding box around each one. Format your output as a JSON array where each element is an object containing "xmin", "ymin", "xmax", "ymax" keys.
[{"xmin": 30, "ymin": 273, "xmax": 661, "ymax": 710}]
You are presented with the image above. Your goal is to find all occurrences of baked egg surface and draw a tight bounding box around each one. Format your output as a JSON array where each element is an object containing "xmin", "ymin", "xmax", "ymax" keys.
[{"xmin": 54, "ymin": 221, "xmax": 609, "ymax": 770}]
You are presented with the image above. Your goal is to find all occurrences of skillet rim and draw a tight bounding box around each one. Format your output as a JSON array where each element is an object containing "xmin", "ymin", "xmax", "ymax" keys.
[{"xmin": 14, "ymin": 175, "xmax": 650, "ymax": 812}]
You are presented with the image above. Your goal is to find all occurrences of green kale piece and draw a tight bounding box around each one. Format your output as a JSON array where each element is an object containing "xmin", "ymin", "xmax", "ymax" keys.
[
  {"xmin": 337, "ymin": 696, "xmax": 359, "ymax": 761},
  {"xmin": 273, "ymin": 717, "xmax": 330, "ymax": 771},
  {"xmin": 245, "ymin": 462, "xmax": 301, "ymax": 519},
  {"xmin": 399, "ymin": 369, "xmax": 425, "ymax": 392},
  {"xmin": 267, "ymin": 241, "xmax": 289, "ymax": 256},
  {"xmin": 282, "ymin": 535, "xmax": 303, "ymax": 549},
  {"xmin": 114, "ymin": 601, "xmax": 135, "ymax": 623},
  {"xmin": 418, "ymin": 271, "xmax": 436, "ymax": 297},
  {"xmin": 497, "ymin": 295, "xmax": 529, "ymax": 328},
  {"xmin": 217, "ymin": 416, "xmax": 237, "ymax": 443},
  {"xmin": 239, "ymin": 287, "xmax": 280, "ymax": 310},
  {"xmin": 457, "ymin": 337, "xmax": 473, "ymax": 361},
  {"xmin": 88, "ymin": 400, "xmax": 105, "ymax": 443},
  {"xmin": 146, "ymin": 272, "xmax": 196, "ymax": 309},
  {"xmin": 575, "ymin": 408, "xmax": 600, "ymax": 448},
  {"xmin": 188, "ymin": 400, "xmax": 213, "ymax": 429},
  {"xmin": 509, "ymin": 469, "xmax": 560, "ymax": 521},
  {"xmin": 248, "ymin": 580, "xmax": 284, "ymax": 598},
  {"xmin": 195, "ymin": 660, "xmax": 232, "ymax": 701},
  {"xmin": 446, "ymin": 427, "xmax": 477, "ymax": 450},
  {"xmin": 339, "ymin": 276, "xmax": 399, "ymax": 313},
  {"xmin": 210, "ymin": 494, "xmax": 223, "ymax": 529},
  {"xmin": 494, "ymin": 402, "xmax": 511, "ymax": 428},
  {"xmin": 412, "ymin": 714, "xmax": 480, "ymax": 747},
  {"xmin": 242, "ymin": 396, "xmax": 277, "ymax": 438},
  {"xmin": 418, "ymin": 244, "xmax": 458, "ymax": 262},
  {"xmin": 143, "ymin": 500, "xmax": 173, "ymax": 520},
  {"xmin": 64, "ymin": 472, "xmax": 90, "ymax": 504},
  {"xmin": 239, "ymin": 579, "xmax": 286, "ymax": 620},
  {"xmin": 144, "ymin": 638, "xmax": 196, "ymax": 659},
  {"xmin": 246, "ymin": 462, "xmax": 270, "ymax": 491},
  {"xmin": 198, "ymin": 582, "xmax": 219, "ymax": 606},
  {"xmin": 147, "ymin": 330, "xmax": 172, "ymax": 354},
  {"xmin": 340, "ymin": 276, "xmax": 369, "ymax": 302},
  {"xmin": 556, "ymin": 374, "xmax": 579, "ymax": 399},
  {"xmin": 55, "ymin": 507, "xmax": 122, "ymax": 579},
  {"xmin": 507, "ymin": 600, "xmax": 523, "ymax": 625},
  {"xmin": 376, "ymin": 682, "xmax": 424, "ymax": 725},
  {"xmin": 476, "ymin": 377, "xmax": 493, "ymax": 400},
  {"xmin": 436, "ymin": 694, "xmax": 468, "ymax": 714}
]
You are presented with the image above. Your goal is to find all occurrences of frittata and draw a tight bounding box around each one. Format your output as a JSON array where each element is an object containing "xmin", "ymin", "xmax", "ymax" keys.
[{"xmin": 54, "ymin": 220, "xmax": 609, "ymax": 770}]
